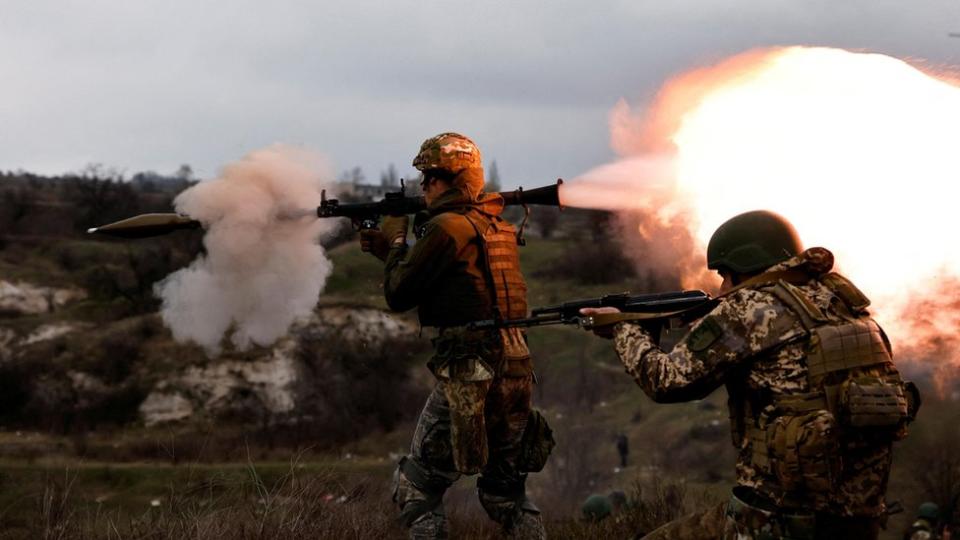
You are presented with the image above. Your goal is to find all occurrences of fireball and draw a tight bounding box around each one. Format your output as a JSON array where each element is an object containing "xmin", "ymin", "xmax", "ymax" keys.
[{"xmin": 569, "ymin": 46, "xmax": 960, "ymax": 374}]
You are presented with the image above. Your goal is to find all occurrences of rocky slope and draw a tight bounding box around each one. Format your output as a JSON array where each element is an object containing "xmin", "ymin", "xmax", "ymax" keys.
[{"xmin": 0, "ymin": 279, "xmax": 426, "ymax": 434}]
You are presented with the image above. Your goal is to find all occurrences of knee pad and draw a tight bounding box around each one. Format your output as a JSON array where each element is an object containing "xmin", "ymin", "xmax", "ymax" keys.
[
  {"xmin": 393, "ymin": 456, "xmax": 454, "ymax": 527},
  {"xmin": 477, "ymin": 479, "xmax": 542, "ymax": 532},
  {"xmin": 507, "ymin": 510, "xmax": 546, "ymax": 540}
]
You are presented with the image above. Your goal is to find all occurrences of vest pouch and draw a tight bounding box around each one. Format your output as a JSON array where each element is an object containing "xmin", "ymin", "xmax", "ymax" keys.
[
  {"xmin": 766, "ymin": 410, "xmax": 841, "ymax": 494},
  {"xmin": 431, "ymin": 329, "xmax": 497, "ymax": 475},
  {"xmin": 838, "ymin": 376, "xmax": 909, "ymax": 431},
  {"xmin": 439, "ymin": 359, "xmax": 494, "ymax": 475},
  {"xmin": 500, "ymin": 328, "xmax": 532, "ymax": 377},
  {"xmin": 518, "ymin": 409, "xmax": 555, "ymax": 473}
]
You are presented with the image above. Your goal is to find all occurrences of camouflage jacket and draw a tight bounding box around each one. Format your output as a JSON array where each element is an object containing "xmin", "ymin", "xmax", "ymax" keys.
[{"xmin": 613, "ymin": 247, "xmax": 894, "ymax": 517}]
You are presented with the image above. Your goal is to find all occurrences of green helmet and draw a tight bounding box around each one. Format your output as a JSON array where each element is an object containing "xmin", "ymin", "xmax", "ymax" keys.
[
  {"xmin": 918, "ymin": 502, "xmax": 939, "ymax": 521},
  {"xmin": 412, "ymin": 132, "xmax": 482, "ymax": 174},
  {"xmin": 581, "ymin": 494, "xmax": 612, "ymax": 521},
  {"xmin": 707, "ymin": 210, "xmax": 802, "ymax": 274}
]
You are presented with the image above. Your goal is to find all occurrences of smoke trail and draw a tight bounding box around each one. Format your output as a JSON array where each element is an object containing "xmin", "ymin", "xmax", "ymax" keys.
[
  {"xmin": 565, "ymin": 157, "xmax": 716, "ymax": 291},
  {"xmin": 154, "ymin": 145, "xmax": 337, "ymax": 354}
]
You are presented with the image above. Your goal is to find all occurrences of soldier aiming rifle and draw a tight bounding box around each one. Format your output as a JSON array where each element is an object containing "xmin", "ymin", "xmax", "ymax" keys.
[{"xmin": 578, "ymin": 210, "xmax": 920, "ymax": 540}]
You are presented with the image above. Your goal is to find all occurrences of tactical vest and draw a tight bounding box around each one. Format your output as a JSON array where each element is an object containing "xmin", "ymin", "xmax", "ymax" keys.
[
  {"xmin": 735, "ymin": 272, "xmax": 919, "ymax": 504},
  {"xmin": 463, "ymin": 212, "xmax": 528, "ymax": 321},
  {"xmin": 430, "ymin": 210, "xmax": 533, "ymax": 474}
]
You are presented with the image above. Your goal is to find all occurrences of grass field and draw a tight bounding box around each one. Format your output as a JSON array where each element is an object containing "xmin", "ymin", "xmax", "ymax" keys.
[{"xmin": 0, "ymin": 232, "xmax": 953, "ymax": 539}]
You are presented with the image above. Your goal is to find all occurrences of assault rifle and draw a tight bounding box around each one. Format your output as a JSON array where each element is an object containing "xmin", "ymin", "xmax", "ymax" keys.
[
  {"xmin": 88, "ymin": 179, "xmax": 564, "ymax": 238},
  {"xmin": 467, "ymin": 290, "xmax": 713, "ymax": 330}
]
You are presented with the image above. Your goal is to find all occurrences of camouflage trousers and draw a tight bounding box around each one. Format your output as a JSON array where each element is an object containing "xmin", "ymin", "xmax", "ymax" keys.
[
  {"xmin": 640, "ymin": 488, "xmax": 881, "ymax": 540},
  {"xmin": 393, "ymin": 375, "xmax": 545, "ymax": 540}
]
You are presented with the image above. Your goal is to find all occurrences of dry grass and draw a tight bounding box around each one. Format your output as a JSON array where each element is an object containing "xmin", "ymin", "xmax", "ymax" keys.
[{"xmin": 0, "ymin": 455, "xmax": 718, "ymax": 540}]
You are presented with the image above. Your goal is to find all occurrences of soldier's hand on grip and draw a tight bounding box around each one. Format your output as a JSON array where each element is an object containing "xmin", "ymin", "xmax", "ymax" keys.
[
  {"xmin": 580, "ymin": 307, "xmax": 621, "ymax": 339},
  {"xmin": 382, "ymin": 215, "xmax": 410, "ymax": 247},
  {"xmin": 360, "ymin": 229, "xmax": 390, "ymax": 261}
]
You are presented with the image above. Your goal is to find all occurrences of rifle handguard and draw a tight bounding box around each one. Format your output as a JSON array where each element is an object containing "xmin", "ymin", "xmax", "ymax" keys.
[{"xmin": 580, "ymin": 310, "xmax": 694, "ymax": 328}]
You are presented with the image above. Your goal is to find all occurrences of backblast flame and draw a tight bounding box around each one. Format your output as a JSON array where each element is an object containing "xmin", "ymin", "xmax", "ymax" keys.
[{"xmin": 569, "ymin": 46, "xmax": 960, "ymax": 380}]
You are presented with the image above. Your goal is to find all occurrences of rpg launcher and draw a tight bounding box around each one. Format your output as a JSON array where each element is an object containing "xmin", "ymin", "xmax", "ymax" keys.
[
  {"xmin": 467, "ymin": 290, "xmax": 713, "ymax": 331},
  {"xmin": 88, "ymin": 179, "xmax": 564, "ymax": 239}
]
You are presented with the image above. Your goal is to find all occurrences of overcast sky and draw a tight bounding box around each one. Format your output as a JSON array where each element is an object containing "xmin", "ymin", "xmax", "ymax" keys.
[{"xmin": 1, "ymin": 0, "xmax": 959, "ymax": 187}]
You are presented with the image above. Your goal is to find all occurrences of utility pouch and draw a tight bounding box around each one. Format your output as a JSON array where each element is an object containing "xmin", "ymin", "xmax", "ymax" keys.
[
  {"xmin": 442, "ymin": 376, "xmax": 492, "ymax": 475},
  {"xmin": 518, "ymin": 409, "xmax": 555, "ymax": 473},
  {"xmin": 766, "ymin": 410, "xmax": 841, "ymax": 493},
  {"xmin": 431, "ymin": 328, "xmax": 497, "ymax": 475},
  {"xmin": 838, "ymin": 377, "xmax": 909, "ymax": 433},
  {"xmin": 429, "ymin": 327, "xmax": 496, "ymax": 380},
  {"xmin": 500, "ymin": 328, "xmax": 532, "ymax": 377}
]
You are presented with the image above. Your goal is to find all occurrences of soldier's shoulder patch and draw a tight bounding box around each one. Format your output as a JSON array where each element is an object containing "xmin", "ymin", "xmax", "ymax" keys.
[{"xmin": 687, "ymin": 315, "xmax": 723, "ymax": 352}]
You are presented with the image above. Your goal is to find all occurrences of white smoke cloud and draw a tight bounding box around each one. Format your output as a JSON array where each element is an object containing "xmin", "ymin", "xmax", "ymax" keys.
[{"xmin": 154, "ymin": 145, "xmax": 337, "ymax": 354}]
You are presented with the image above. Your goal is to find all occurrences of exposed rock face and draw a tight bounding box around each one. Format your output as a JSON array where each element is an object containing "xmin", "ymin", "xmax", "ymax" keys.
[
  {"xmin": 0, "ymin": 328, "xmax": 15, "ymax": 360},
  {"xmin": 23, "ymin": 323, "xmax": 80, "ymax": 345},
  {"xmin": 0, "ymin": 322, "xmax": 88, "ymax": 363},
  {"xmin": 1, "ymin": 293, "xmax": 424, "ymax": 434},
  {"xmin": 0, "ymin": 280, "xmax": 86, "ymax": 316},
  {"xmin": 137, "ymin": 305, "xmax": 421, "ymax": 427},
  {"xmin": 139, "ymin": 391, "xmax": 195, "ymax": 426}
]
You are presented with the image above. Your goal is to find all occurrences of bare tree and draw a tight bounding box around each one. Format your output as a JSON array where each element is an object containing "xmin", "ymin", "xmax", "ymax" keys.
[
  {"xmin": 487, "ymin": 160, "xmax": 502, "ymax": 192},
  {"xmin": 67, "ymin": 164, "xmax": 140, "ymax": 231},
  {"xmin": 1, "ymin": 186, "xmax": 33, "ymax": 233},
  {"xmin": 379, "ymin": 164, "xmax": 400, "ymax": 188},
  {"xmin": 532, "ymin": 207, "xmax": 560, "ymax": 239},
  {"xmin": 175, "ymin": 164, "xmax": 193, "ymax": 182},
  {"xmin": 913, "ymin": 411, "xmax": 960, "ymax": 526}
]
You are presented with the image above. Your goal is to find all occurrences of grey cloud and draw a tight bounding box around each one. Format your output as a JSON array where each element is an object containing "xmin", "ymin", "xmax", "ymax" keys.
[{"xmin": 1, "ymin": 0, "xmax": 958, "ymax": 184}]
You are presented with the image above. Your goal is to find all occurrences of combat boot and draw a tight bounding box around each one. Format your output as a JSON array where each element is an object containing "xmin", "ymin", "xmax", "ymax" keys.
[
  {"xmin": 506, "ymin": 509, "xmax": 546, "ymax": 540},
  {"xmin": 478, "ymin": 488, "xmax": 546, "ymax": 540},
  {"xmin": 409, "ymin": 511, "xmax": 449, "ymax": 540}
]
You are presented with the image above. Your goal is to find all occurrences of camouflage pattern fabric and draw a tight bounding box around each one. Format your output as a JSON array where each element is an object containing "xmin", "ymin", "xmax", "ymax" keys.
[
  {"xmin": 639, "ymin": 498, "xmax": 881, "ymax": 540},
  {"xmin": 383, "ymin": 157, "xmax": 545, "ymax": 539},
  {"xmin": 394, "ymin": 371, "xmax": 541, "ymax": 539},
  {"xmin": 905, "ymin": 519, "xmax": 936, "ymax": 540},
  {"xmin": 613, "ymin": 248, "xmax": 896, "ymax": 528},
  {"xmin": 412, "ymin": 132, "xmax": 482, "ymax": 174}
]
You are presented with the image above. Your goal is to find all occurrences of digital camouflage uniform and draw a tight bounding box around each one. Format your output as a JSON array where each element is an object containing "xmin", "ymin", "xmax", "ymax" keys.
[
  {"xmin": 613, "ymin": 247, "xmax": 916, "ymax": 540},
  {"xmin": 904, "ymin": 503, "xmax": 941, "ymax": 540},
  {"xmin": 382, "ymin": 136, "xmax": 547, "ymax": 540},
  {"xmin": 904, "ymin": 519, "xmax": 937, "ymax": 540}
]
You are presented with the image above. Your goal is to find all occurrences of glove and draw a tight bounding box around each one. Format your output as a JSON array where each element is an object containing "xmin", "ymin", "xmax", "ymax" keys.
[
  {"xmin": 381, "ymin": 215, "xmax": 410, "ymax": 247},
  {"xmin": 360, "ymin": 229, "xmax": 390, "ymax": 261}
]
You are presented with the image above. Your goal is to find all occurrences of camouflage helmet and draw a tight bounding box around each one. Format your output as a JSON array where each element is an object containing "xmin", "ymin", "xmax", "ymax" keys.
[
  {"xmin": 412, "ymin": 132, "xmax": 482, "ymax": 174},
  {"xmin": 918, "ymin": 502, "xmax": 939, "ymax": 521},
  {"xmin": 581, "ymin": 494, "xmax": 612, "ymax": 521},
  {"xmin": 707, "ymin": 210, "xmax": 802, "ymax": 274}
]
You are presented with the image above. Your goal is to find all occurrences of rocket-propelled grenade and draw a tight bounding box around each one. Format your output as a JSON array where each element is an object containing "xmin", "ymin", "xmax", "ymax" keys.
[
  {"xmin": 88, "ymin": 179, "xmax": 564, "ymax": 238},
  {"xmin": 86, "ymin": 213, "xmax": 202, "ymax": 239}
]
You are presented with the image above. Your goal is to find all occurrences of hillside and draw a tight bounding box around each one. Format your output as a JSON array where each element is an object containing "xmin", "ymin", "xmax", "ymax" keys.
[{"xmin": 0, "ymin": 181, "xmax": 956, "ymax": 538}]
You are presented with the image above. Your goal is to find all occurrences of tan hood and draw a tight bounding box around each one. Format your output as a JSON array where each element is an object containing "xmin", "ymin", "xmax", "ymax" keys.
[{"xmin": 427, "ymin": 166, "xmax": 505, "ymax": 216}]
